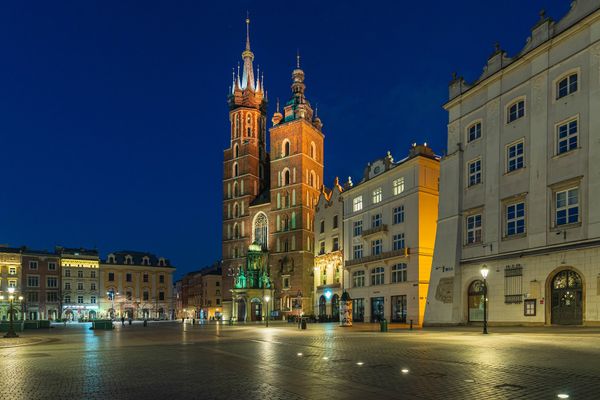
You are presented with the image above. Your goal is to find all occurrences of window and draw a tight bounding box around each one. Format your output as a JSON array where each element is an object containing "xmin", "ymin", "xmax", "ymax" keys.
[
  {"xmin": 393, "ymin": 177, "xmax": 405, "ymax": 196},
  {"xmin": 332, "ymin": 237, "xmax": 339, "ymax": 251},
  {"xmin": 371, "ymin": 239, "xmax": 382, "ymax": 256},
  {"xmin": 504, "ymin": 264, "xmax": 523, "ymax": 304},
  {"xmin": 126, "ymin": 273, "xmax": 132, "ymax": 282},
  {"xmin": 159, "ymin": 275, "xmax": 165, "ymax": 284},
  {"xmin": 48, "ymin": 262, "xmax": 57, "ymax": 271},
  {"xmin": 372, "ymin": 187, "xmax": 382, "ymax": 204},
  {"xmin": 233, "ymin": 162, "xmax": 239, "ymax": 177},
  {"xmin": 506, "ymin": 140, "xmax": 524, "ymax": 172},
  {"xmin": 29, "ymin": 260, "xmax": 38, "ymax": 270},
  {"xmin": 77, "ymin": 270, "xmax": 83, "ymax": 278},
  {"xmin": 466, "ymin": 214, "xmax": 482, "ymax": 245},
  {"xmin": 283, "ymin": 276, "xmax": 290, "ymax": 289},
  {"xmin": 557, "ymin": 73, "xmax": 577, "ymax": 99},
  {"xmin": 372, "ymin": 213, "xmax": 382, "ymax": 228},
  {"xmin": 283, "ymin": 169, "xmax": 291, "ymax": 185},
  {"xmin": 319, "ymin": 241, "xmax": 325, "ymax": 255},
  {"xmin": 91, "ymin": 296, "xmax": 96, "ymax": 304},
  {"xmin": 126, "ymin": 291, "xmax": 132, "ymax": 301},
  {"xmin": 65, "ymin": 295, "xmax": 71, "ymax": 303},
  {"xmin": 8, "ymin": 280, "xmax": 16, "ymax": 288},
  {"xmin": 77, "ymin": 282, "xmax": 84, "ymax": 290},
  {"xmin": 47, "ymin": 277, "xmax": 58, "ymax": 288},
  {"xmin": 65, "ymin": 282, "xmax": 71, "ymax": 290},
  {"xmin": 143, "ymin": 291, "xmax": 149, "ymax": 301},
  {"xmin": 557, "ymin": 119, "xmax": 578, "ymax": 155},
  {"xmin": 393, "ymin": 206, "xmax": 405, "ymax": 224},
  {"xmin": 90, "ymin": 270, "xmax": 96, "ymax": 279},
  {"xmin": 91, "ymin": 283, "xmax": 96, "ymax": 291},
  {"xmin": 353, "ymin": 196, "xmax": 363, "ymax": 212},
  {"xmin": 353, "ymin": 270, "xmax": 365, "ymax": 287},
  {"xmin": 555, "ymin": 187, "xmax": 579, "ymax": 226},
  {"xmin": 524, "ymin": 299, "xmax": 536, "ymax": 316},
  {"xmin": 143, "ymin": 273, "xmax": 149, "ymax": 283},
  {"xmin": 353, "ymin": 244, "xmax": 363, "ymax": 260},
  {"xmin": 108, "ymin": 272, "xmax": 114, "ymax": 282},
  {"xmin": 353, "ymin": 221, "xmax": 362, "ymax": 237},
  {"xmin": 77, "ymin": 296, "xmax": 84, "ymax": 304},
  {"xmin": 468, "ymin": 159, "xmax": 482, "ymax": 187},
  {"xmin": 371, "ymin": 267, "xmax": 385, "ymax": 285},
  {"xmin": 65, "ymin": 269, "xmax": 71, "ymax": 278},
  {"xmin": 27, "ymin": 276, "xmax": 39, "ymax": 287},
  {"xmin": 320, "ymin": 220, "xmax": 325, "ymax": 233},
  {"xmin": 506, "ymin": 202, "xmax": 526, "ymax": 236},
  {"xmin": 333, "ymin": 215, "xmax": 338, "ymax": 229},
  {"xmin": 393, "ymin": 233, "xmax": 405, "ymax": 251},
  {"xmin": 391, "ymin": 263, "xmax": 407, "ymax": 283},
  {"xmin": 282, "ymin": 140, "xmax": 290, "ymax": 157},
  {"xmin": 507, "ymin": 99, "xmax": 525, "ymax": 123},
  {"xmin": 468, "ymin": 122, "xmax": 482, "ymax": 142},
  {"xmin": 47, "ymin": 292, "xmax": 58, "ymax": 302},
  {"xmin": 159, "ymin": 292, "xmax": 165, "ymax": 301},
  {"xmin": 9, "ymin": 267, "xmax": 16, "ymax": 275}
]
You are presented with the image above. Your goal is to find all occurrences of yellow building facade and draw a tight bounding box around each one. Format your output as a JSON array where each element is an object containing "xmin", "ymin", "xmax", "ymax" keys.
[{"xmin": 0, "ymin": 247, "xmax": 22, "ymax": 320}]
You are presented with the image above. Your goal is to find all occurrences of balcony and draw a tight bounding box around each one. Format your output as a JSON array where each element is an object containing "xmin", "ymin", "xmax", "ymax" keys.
[
  {"xmin": 345, "ymin": 247, "xmax": 409, "ymax": 267},
  {"xmin": 361, "ymin": 224, "xmax": 388, "ymax": 238}
]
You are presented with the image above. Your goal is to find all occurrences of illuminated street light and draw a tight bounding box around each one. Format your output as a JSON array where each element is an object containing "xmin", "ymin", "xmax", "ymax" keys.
[
  {"xmin": 264, "ymin": 295, "xmax": 271, "ymax": 328},
  {"xmin": 480, "ymin": 265, "xmax": 489, "ymax": 335},
  {"xmin": 4, "ymin": 287, "xmax": 21, "ymax": 338}
]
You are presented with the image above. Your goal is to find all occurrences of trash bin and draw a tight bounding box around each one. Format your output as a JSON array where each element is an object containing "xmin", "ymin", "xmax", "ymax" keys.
[
  {"xmin": 301, "ymin": 318, "xmax": 307, "ymax": 330},
  {"xmin": 380, "ymin": 319, "xmax": 388, "ymax": 332}
]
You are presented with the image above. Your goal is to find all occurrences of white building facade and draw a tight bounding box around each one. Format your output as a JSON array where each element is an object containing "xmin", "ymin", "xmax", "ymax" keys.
[
  {"xmin": 343, "ymin": 146, "xmax": 439, "ymax": 325},
  {"xmin": 425, "ymin": 2, "xmax": 600, "ymax": 326}
]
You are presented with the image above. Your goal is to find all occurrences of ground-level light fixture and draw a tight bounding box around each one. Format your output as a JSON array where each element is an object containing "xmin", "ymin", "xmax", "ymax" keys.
[
  {"xmin": 557, "ymin": 395, "xmax": 570, "ymax": 399},
  {"xmin": 401, "ymin": 368, "xmax": 409, "ymax": 374},
  {"xmin": 356, "ymin": 362, "xmax": 364, "ymax": 366}
]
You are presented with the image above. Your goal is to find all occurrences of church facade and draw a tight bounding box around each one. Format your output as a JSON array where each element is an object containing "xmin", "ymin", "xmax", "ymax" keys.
[{"xmin": 221, "ymin": 19, "xmax": 324, "ymax": 321}]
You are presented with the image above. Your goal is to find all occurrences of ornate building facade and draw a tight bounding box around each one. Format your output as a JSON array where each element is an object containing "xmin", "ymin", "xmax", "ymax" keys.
[{"xmin": 221, "ymin": 19, "xmax": 324, "ymax": 321}]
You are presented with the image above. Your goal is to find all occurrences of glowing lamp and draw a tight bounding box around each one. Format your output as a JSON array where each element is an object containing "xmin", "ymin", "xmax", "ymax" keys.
[
  {"xmin": 8, "ymin": 287, "xmax": 15, "ymax": 294},
  {"xmin": 324, "ymin": 290, "xmax": 332, "ymax": 300},
  {"xmin": 480, "ymin": 265, "xmax": 489, "ymax": 279}
]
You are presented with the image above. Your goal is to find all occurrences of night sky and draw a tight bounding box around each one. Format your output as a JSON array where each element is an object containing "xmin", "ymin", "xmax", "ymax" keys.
[{"xmin": 0, "ymin": 1, "xmax": 571, "ymax": 278}]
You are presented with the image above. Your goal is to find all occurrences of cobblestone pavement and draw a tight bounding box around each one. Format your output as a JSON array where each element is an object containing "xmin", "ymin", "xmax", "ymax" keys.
[{"xmin": 0, "ymin": 321, "xmax": 598, "ymax": 399}]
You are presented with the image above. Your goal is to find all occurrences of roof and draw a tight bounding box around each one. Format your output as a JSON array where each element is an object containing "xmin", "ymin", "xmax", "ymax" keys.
[
  {"xmin": 249, "ymin": 188, "xmax": 271, "ymax": 207},
  {"xmin": 103, "ymin": 250, "xmax": 172, "ymax": 268},
  {"xmin": 55, "ymin": 246, "xmax": 99, "ymax": 257}
]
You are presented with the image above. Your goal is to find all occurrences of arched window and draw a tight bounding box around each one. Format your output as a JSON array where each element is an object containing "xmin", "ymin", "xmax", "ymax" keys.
[
  {"xmin": 246, "ymin": 114, "xmax": 252, "ymax": 137},
  {"xmin": 283, "ymin": 215, "xmax": 289, "ymax": 231},
  {"xmin": 310, "ymin": 171, "xmax": 316, "ymax": 188},
  {"xmin": 234, "ymin": 143, "xmax": 239, "ymax": 158},
  {"xmin": 310, "ymin": 141, "xmax": 316, "ymax": 159},
  {"xmin": 468, "ymin": 280, "xmax": 485, "ymax": 322},
  {"xmin": 234, "ymin": 223, "xmax": 240, "ymax": 239},
  {"xmin": 319, "ymin": 295, "xmax": 326, "ymax": 317},
  {"xmin": 332, "ymin": 294, "xmax": 339, "ymax": 319},
  {"xmin": 233, "ymin": 162, "xmax": 239, "ymax": 177},
  {"xmin": 283, "ymin": 169, "xmax": 291, "ymax": 185},
  {"xmin": 233, "ymin": 182, "xmax": 238, "ymax": 197},
  {"xmin": 235, "ymin": 114, "xmax": 240, "ymax": 137},
  {"xmin": 253, "ymin": 212, "xmax": 268, "ymax": 250},
  {"xmin": 282, "ymin": 139, "xmax": 291, "ymax": 157},
  {"xmin": 233, "ymin": 203, "xmax": 239, "ymax": 218}
]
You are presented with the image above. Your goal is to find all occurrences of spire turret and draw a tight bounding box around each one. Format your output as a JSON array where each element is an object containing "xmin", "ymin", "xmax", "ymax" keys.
[{"xmin": 241, "ymin": 16, "xmax": 255, "ymax": 91}]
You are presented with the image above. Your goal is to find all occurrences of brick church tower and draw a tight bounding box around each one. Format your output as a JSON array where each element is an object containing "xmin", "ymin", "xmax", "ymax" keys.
[
  {"xmin": 268, "ymin": 54, "xmax": 324, "ymax": 315},
  {"xmin": 221, "ymin": 17, "xmax": 269, "ymax": 312}
]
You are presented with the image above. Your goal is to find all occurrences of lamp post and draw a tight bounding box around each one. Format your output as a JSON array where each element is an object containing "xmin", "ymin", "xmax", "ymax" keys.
[
  {"xmin": 480, "ymin": 265, "xmax": 489, "ymax": 334},
  {"xmin": 264, "ymin": 295, "xmax": 270, "ymax": 327},
  {"xmin": 107, "ymin": 291, "xmax": 119, "ymax": 320},
  {"xmin": 4, "ymin": 287, "xmax": 23, "ymax": 338}
]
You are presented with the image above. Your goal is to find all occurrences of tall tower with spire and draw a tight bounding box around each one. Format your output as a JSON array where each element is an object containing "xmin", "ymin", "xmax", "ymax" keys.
[{"xmin": 222, "ymin": 16, "xmax": 269, "ymax": 311}]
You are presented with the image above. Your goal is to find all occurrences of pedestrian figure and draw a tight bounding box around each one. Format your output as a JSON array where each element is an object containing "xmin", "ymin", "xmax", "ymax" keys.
[
  {"xmin": 121, "ymin": 316, "xmax": 125, "ymax": 326},
  {"xmin": 192, "ymin": 318, "xmax": 195, "ymax": 325},
  {"xmin": 128, "ymin": 318, "xmax": 132, "ymax": 325}
]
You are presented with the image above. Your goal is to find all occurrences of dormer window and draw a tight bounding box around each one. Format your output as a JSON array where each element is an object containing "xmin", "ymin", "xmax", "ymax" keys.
[
  {"xmin": 107, "ymin": 254, "xmax": 116, "ymax": 264},
  {"xmin": 557, "ymin": 73, "xmax": 578, "ymax": 99},
  {"xmin": 142, "ymin": 256, "xmax": 150, "ymax": 266},
  {"xmin": 158, "ymin": 258, "xmax": 166, "ymax": 267},
  {"xmin": 125, "ymin": 255, "xmax": 133, "ymax": 265}
]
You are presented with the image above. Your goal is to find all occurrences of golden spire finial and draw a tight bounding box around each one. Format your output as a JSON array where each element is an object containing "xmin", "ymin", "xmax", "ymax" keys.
[{"xmin": 245, "ymin": 12, "xmax": 251, "ymax": 51}]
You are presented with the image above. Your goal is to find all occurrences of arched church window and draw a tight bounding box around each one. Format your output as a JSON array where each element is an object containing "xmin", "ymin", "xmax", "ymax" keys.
[
  {"xmin": 234, "ymin": 144, "xmax": 239, "ymax": 158},
  {"xmin": 284, "ymin": 169, "xmax": 291, "ymax": 185},
  {"xmin": 283, "ymin": 140, "xmax": 290, "ymax": 157},
  {"xmin": 310, "ymin": 141, "xmax": 316, "ymax": 159},
  {"xmin": 253, "ymin": 212, "xmax": 268, "ymax": 250},
  {"xmin": 233, "ymin": 162, "xmax": 239, "ymax": 177}
]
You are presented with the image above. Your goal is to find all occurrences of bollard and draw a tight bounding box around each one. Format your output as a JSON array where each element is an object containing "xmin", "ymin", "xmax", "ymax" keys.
[
  {"xmin": 380, "ymin": 319, "xmax": 388, "ymax": 332},
  {"xmin": 192, "ymin": 318, "xmax": 195, "ymax": 325},
  {"xmin": 143, "ymin": 319, "xmax": 148, "ymax": 327},
  {"xmin": 410, "ymin": 319, "xmax": 413, "ymax": 330},
  {"xmin": 301, "ymin": 318, "xmax": 307, "ymax": 330}
]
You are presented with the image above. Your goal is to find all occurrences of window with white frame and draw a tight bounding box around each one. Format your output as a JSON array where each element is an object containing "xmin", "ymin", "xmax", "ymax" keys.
[
  {"xmin": 353, "ymin": 196, "xmax": 363, "ymax": 212},
  {"xmin": 353, "ymin": 270, "xmax": 365, "ymax": 287},
  {"xmin": 468, "ymin": 122, "xmax": 482, "ymax": 142},
  {"xmin": 353, "ymin": 220, "xmax": 362, "ymax": 236},
  {"xmin": 557, "ymin": 73, "xmax": 578, "ymax": 99},
  {"xmin": 556, "ymin": 119, "xmax": 578, "ymax": 155},
  {"xmin": 29, "ymin": 260, "xmax": 38, "ymax": 270},
  {"xmin": 393, "ymin": 177, "xmax": 405, "ymax": 195},
  {"xmin": 91, "ymin": 296, "xmax": 96, "ymax": 304},
  {"xmin": 77, "ymin": 296, "xmax": 84, "ymax": 304},
  {"xmin": 468, "ymin": 159, "xmax": 482, "ymax": 186},
  {"xmin": 353, "ymin": 244, "xmax": 363, "ymax": 259},
  {"xmin": 48, "ymin": 262, "xmax": 57, "ymax": 271},
  {"xmin": 371, "ymin": 239, "xmax": 382, "ymax": 256},
  {"xmin": 391, "ymin": 263, "xmax": 407, "ymax": 283},
  {"xmin": 372, "ymin": 187, "xmax": 382, "ymax": 204},
  {"xmin": 506, "ymin": 202, "xmax": 526, "ymax": 236},
  {"xmin": 555, "ymin": 187, "xmax": 579, "ymax": 226},
  {"xmin": 372, "ymin": 213, "xmax": 382, "ymax": 228},
  {"xmin": 466, "ymin": 214, "xmax": 482, "ymax": 245},
  {"xmin": 77, "ymin": 282, "xmax": 84, "ymax": 290},
  {"xmin": 27, "ymin": 275, "xmax": 39, "ymax": 287},
  {"xmin": 371, "ymin": 267, "xmax": 385, "ymax": 285},
  {"xmin": 507, "ymin": 99, "xmax": 525, "ymax": 123},
  {"xmin": 506, "ymin": 140, "xmax": 524, "ymax": 172},
  {"xmin": 393, "ymin": 233, "xmax": 405, "ymax": 250},
  {"xmin": 393, "ymin": 205, "xmax": 405, "ymax": 224},
  {"xmin": 47, "ymin": 277, "xmax": 58, "ymax": 288}
]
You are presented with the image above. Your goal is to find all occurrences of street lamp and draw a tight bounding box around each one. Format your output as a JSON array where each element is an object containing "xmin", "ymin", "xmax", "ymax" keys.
[
  {"xmin": 107, "ymin": 291, "xmax": 119, "ymax": 320},
  {"xmin": 480, "ymin": 265, "xmax": 489, "ymax": 335},
  {"xmin": 264, "ymin": 295, "xmax": 270, "ymax": 328},
  {"xmin": 4, "ymin": 287, "xmax": 22, "ymax": 338}
]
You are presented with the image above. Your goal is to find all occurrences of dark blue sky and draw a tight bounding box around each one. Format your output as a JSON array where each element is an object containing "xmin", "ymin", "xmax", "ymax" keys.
[{"xmin": 0, "ymin": 1, "xmax": 570, "ymax": 278}]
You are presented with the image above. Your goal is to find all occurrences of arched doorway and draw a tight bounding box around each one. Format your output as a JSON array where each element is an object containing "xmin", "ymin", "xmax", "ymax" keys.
[
  {"xmin": 331, "ymin": 294, "xmax": 340, "ymax": 320},
  {"xmin": 237, "ymin": 299, "xmax": 246, "ymax": 322},
  {"xmin": 318, "ymin": 295, "xmax": 326, "ymax": 317},
  {"xmin": 250, "ymin": 298, "xmax": 262, "ymax": 321},
  {"xmin": 468, "ymin": 280, "xmax": 485, "ymax": 322},
  {"xmin": 551, "ymin": 270, "xmax": 583, "ymax": 325}
]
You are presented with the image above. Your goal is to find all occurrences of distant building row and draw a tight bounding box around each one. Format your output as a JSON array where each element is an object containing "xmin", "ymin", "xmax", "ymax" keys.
[
  {"xmin": 175, "ymin": 264, "xmax": 223, "ymax": 320},
  {"xmin": 0, "ymin": 247, "xmax": 175, "ymax": 321}
]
